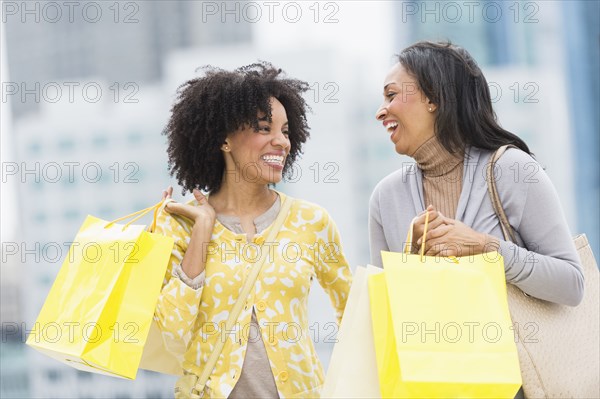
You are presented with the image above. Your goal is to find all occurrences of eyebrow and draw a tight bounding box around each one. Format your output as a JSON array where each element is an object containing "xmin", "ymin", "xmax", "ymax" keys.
[
  {"xmin": 383, "ymin": 82, "xmax": 397, "ymax": 91},
  {"xmin": 258, "ymin": 116, "xmax": 288, "ymax": 126}
]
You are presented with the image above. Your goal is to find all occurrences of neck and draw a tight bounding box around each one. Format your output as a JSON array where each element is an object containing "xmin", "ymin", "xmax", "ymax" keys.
[
  {"xmin": 208, "ymin": 178, "xmax": 276, "ymax": 217},
  {"xmin": 412, "ymin": 136, "xmax": 463, "ymax": 177}
]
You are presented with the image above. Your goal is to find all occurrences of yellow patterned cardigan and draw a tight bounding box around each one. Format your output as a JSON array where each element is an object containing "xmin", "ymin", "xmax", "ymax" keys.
[{"xmin": 153, "ymin": 191, "xmax": 353, "ymax": 398}]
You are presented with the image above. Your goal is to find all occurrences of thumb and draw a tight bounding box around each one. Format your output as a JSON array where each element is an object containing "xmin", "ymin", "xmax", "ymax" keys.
[{"xmin": 192, "ymin": 189, "xmax": 207, "ymax": 204}]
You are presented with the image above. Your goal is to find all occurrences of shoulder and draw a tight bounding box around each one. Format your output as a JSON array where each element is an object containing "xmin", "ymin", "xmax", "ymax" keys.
[
  {"xmin": 371, "ymin": 164, "xmax": 416, "ymax": 196},
  {"xmin": 370, "ymin": 164, "xmax": 415, "ymax": 206},
  {"xmin": 482, "ymin": 146, "xmax": 546, "ymax": 189},
  {"xmin": 279, "ymin": 192, "xmax": 336, "ymax": 230},
  {"xmin": 493, "ymin": 146, "xmax": 537, "ymax": 171}
]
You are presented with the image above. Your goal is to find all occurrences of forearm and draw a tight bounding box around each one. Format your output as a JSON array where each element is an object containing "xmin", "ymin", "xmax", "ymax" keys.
[
  {"xmin": 499, "ymin": 239, "xmax": 583, "ymax": 306},
  {"xmin": 494, "ymin": 152, "xmax": 584, "ymax": 305},
  {"xmin": 180, "ymin": 218, "xmax": 214, "ymax": 279}
]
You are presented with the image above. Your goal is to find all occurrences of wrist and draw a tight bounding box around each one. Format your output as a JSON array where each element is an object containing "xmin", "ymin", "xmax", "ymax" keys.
[
  {"xmin": 480, "ymin": 233, "xmax": 500, "ymax": 253},
  {"xmin": 193, "ymin": 216, "xmax": 215, "ymax": 230}
]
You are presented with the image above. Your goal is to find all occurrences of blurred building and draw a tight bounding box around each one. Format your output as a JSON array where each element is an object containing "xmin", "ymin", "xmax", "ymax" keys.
[
  {"xmin": 3, "ymin": 2, "xmax": 251, "ymax": 397},
  {"xmin": 3, "ymin": 1, "xmax": 252, "ymax": 120},
  {"xmin": 1, "ymin": 19, "xmax": 29, "ymax": 399},
  {"xmin": 562, "ymin": 1, "xmax": 600, "ymax": 257},
  {"xmin": 12, "ymin": 82, "xmax": 178, "ymax": 398},
  {"xmin": 2, "ymin": 2, "xmax": 598, "ymax": 398}
]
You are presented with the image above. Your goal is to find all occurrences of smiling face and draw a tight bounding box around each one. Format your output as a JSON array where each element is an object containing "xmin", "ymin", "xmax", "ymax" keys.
[
  {"xmin": 375, "ymin": 63, "xmax": 437, "ymax": 156},
  {"xmin": 222, "ymin": 97, "xmax": 291, "ymax": 185}
]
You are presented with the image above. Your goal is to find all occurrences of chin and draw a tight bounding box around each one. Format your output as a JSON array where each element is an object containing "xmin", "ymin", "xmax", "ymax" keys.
[{"xmin": 394, "ymin": 144, "xmax": 408, "ymax": 155}]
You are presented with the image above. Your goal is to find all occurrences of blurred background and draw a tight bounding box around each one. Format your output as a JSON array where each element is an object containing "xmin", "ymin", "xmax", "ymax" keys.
[{"xmin": 1, "ymin": 1, "xmax": 598, "ymax": 398}]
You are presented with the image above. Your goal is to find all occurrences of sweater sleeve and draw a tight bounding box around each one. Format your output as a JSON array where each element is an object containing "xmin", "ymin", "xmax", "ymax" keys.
[
  {"xmin": 153, "ymin": 209, "xmax": 204, "ymax": 342},
  {"xmin": 495, "ymin": 150, "xmax": 584, "ymax": 306},
  {"xmin": 314, "ymin": 210, "xmax": 353, "ymax": 325},
  {"xmin": 369, "ymin": 182, "xmax": 389, "ymax": 268}
]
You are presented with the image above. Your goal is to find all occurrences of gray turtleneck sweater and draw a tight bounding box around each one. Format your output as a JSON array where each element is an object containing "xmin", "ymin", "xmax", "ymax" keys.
[{"xmin": 368, "ymin": 143, "xmax": 584, "ymax": 306}]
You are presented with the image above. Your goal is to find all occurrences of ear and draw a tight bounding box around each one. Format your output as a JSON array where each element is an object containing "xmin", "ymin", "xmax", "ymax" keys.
[
  {"xmin": 426, "ymin": 99, "xmax": 437, "ymax": 113},
  {"xmin": 221, "ymin": 141, "xmax": 231, "ymax": 152}
]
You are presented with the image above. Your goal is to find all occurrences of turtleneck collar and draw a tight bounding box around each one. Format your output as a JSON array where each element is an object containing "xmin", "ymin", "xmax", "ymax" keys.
[{"xmin": 411, "ymin": 136, "xmax": 463, "ymax": 177}]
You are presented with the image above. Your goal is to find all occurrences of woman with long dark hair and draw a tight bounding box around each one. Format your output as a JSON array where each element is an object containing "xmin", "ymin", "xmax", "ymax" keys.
[{"xmin": 369, "ymin": 41, "xmax": 583, "ymax": 306}]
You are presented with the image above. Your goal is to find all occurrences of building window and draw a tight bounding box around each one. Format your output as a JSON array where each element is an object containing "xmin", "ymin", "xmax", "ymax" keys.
[
  {"xmin": 57, "ymin": 138, "xmax": 75, "ymax": 152},
  {"xmin": 76, "ymin": 370, "xmax": 92, "ymax": 379},
  {"xmin": 63, "ymin": 209, "xmax": 80, "ymax": 221},
  {"xmin": 92, "ymin": 135, "xmax": 108, "ymax": 148},
  {"xmin": 126, "ymin": 131, "xmax": 143, "ymax": 145},
  {"xmin": 28, "ymin": 141, "xmax": 42, "ymax": 155},
  {"xmin": 46, "ymin": 369, "xmax": 61, "ymax": 382},
  {"xmin": 97, "ymin": 206, "xmax": 114, "ymax": 219},
  {"xmin": 34, "ymin": 213, "xmax": 47, "ymax": 223}
]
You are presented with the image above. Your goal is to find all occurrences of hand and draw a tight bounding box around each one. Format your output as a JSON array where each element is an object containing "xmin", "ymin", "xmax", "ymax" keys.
[
  {"xmin": 417, "ymin": 211, "xmax": 499, "ymax": 257},
  {"xmin": 410, "ymin": 205, "xmax": 447, "ymax": 253},
  {"xmin": 161, "ymin": 186, "xmax": 216, "ymax": 227}
]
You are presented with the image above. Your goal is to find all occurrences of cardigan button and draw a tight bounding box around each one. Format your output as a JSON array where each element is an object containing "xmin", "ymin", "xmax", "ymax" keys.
[
  {"xmin": 279, "ymin": 371, "xmax": 288, "ymax": 382},
  {"xmin": 256, "ymin": 301, "xmax": 267, "ymax": 312}
]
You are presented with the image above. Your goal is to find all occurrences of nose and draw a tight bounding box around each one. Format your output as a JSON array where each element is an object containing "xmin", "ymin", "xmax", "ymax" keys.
[
  {"xmin": 375, "ymin": 104, "xmax": 387, "ymax": 121},
  {"xmin": 273, "ymin": 129, "xmax": 290, "ymax": 150}
]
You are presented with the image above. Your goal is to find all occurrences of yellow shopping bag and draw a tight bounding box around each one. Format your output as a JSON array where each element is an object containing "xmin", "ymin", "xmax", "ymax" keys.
[
  {"xmin": 368, "ymin": 213, "xmax": 522, "ymax": 398},
  {"xmin": 26, "ymin": 201, "xmax": 174, "ymax": 379}
]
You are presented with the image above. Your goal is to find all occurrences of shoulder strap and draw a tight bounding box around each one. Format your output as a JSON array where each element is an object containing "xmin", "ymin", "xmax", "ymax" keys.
[
  {"xmin": 191, "ymin": 195, "xmax": 294, "ymax": 397},
  {"xmin": 487, "ymin": 145, "xmax": 518, "ymax": 243}
]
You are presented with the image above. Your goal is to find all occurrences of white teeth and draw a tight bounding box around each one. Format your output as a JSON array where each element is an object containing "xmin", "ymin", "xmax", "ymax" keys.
[
  {"xmin": 386, "ymin": 122, "xmax": 398, "ymax": 134},
  {"xmin": 261, "ymin": 155, "xmax": 284, "ymax": 166}
]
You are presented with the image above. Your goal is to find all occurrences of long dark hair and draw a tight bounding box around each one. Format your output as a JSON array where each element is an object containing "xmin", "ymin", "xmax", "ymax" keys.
[{"xmin": 398, "ymin": 41, "xmax": 531, "ymax": 155}]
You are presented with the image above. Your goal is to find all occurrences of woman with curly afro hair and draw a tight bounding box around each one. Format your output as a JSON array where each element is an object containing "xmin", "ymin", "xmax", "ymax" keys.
[{"xmin": 153, "ymin": 62, "xmax": 353, "ymax": 398}]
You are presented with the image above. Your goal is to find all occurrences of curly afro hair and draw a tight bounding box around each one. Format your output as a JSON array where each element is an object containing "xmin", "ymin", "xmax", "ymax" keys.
[{"xmin": 164, "ymin": 62, "xmax": 311, "ymax": 194}]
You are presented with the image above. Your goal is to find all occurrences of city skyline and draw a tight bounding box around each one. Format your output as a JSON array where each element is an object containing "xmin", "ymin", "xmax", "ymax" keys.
[{"xmin": 2, "ymin": 1, "xmax": 598, "ymax": 398}]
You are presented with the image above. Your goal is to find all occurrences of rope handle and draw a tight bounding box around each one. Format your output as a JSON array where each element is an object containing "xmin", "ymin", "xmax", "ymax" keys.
[
  {"xmin": 404, "ymin": 210, "xmax": 430, "ymax": 262},
  {"xmin": 104, "ymin": 199, "xmax": 167, "ymax": 232}
]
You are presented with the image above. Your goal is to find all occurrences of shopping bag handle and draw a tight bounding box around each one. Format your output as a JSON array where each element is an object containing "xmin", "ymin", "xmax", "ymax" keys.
[
  {"xmin": 104, "ymin": 200, "xmax": 165, "ymax": 232},
  {"xmin": 404, "ymin": 210, "xmax": 430, "ymax": 261}
]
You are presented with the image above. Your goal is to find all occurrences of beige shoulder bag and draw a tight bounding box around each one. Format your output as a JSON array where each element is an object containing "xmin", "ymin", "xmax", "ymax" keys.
[
  {"xmin": 174, "ymin": 195, "xmax": 294, "ymax": 399},
  {"xmin": 487, "ymin": 145, "xmax": 600, "ymax": 398}
]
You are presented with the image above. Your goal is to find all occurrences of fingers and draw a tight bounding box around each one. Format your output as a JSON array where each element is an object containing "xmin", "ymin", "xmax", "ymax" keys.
[
  {"xmin": 161, "ymin": 186, "xmax": 173, "ymax": 200},
  {"xmin": 192, "ymin": 189, "xmax": 207, "ymax": 205},
  {"xmin": 418, "ymin": 204, "xmax": 436, "ymax": 215},
  {"xmin": 418, "ymin": 224, "xmax": 450, "ymax": 248},
  {"xmin": 161, "ymin": 186, "xmax": 174, "ymax": 211},
  {"xmin": 163, "ymin": 201, "xmax": 195, "ymax": 220},
  {"xmin": 412, "ymin": 208, "xmax": 447, "ymax": 239},
  {"xmin": 417, "ymin": 207, "xmax": 442, "ymax": 224}
]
